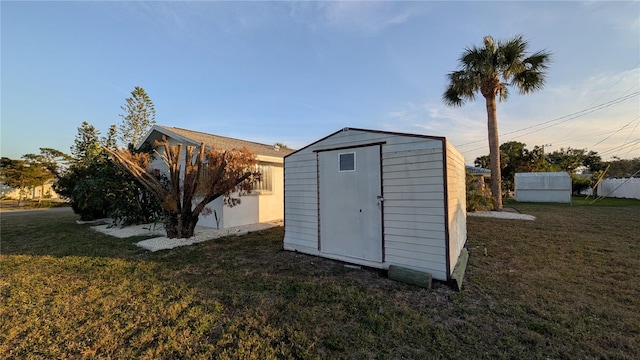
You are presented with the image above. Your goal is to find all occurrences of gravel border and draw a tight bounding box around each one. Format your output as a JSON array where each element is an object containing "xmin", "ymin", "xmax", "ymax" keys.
[
  {"xmin": 92, "ymin": 220, "xmax": 282, "ymax": 252},
  {"xmin": 467, "ymin": 211, "xmax": 536, "ymax": 221}
]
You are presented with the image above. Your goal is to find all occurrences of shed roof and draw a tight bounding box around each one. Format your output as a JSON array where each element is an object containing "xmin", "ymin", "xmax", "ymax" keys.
[
  {"xmin": 285, "ymin": 127, "xmax": 446, "ymax": 158},
  {"xmin": 515, "ymin": 172, "xmax": 570, "ymax": 177},
  {"xmin": 139, "ymin": 125, "xmax": 294, "ymax": 158}
]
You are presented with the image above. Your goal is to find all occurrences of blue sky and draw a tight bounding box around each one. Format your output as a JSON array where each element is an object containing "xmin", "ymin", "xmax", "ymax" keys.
[{"xmin": 2, "ymin": 1, "xmax": 639, "ymax": 164}]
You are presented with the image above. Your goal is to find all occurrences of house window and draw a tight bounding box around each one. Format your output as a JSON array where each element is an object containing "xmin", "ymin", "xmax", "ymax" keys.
[
  {"xmin": 253, "ymin": 164, "xmax": 273, "ymax": 192},
  {"xmin": 339, "ymin": 152, "xmax": 356, "ymax": 172}
]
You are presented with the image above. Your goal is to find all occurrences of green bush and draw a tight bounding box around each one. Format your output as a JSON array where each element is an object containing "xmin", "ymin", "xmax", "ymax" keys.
[
  {"xmin": 571, "ymin": 174, "xmax": 592, "ymax": 195},
  {"xmin": 466, "ymin": 173, "xmax": 493, "ymax": 212},
  {"xmin": 55, "ymin": 154, "xmax": 161, "ymax": 224}
]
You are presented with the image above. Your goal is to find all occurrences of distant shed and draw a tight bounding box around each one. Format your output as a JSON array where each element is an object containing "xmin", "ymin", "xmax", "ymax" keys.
[
  {"xmin": 283, "ymin": 128, "xmax": 467, "ymax": 282},
  {"xmin": 515, "ymin": 172, "xmax": 571, "ymax": 203}
]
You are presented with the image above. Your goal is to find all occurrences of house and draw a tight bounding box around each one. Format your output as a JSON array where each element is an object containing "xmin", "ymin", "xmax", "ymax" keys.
[
  {"xmin": 466, "ymin": 165, "xmax": 491, "ymax": 191},
  {"xmin": 283, "ymin": 128, "xmax": 467, "ymax": 282},
  {"xmin": 466, "ymin": 165, "xmax": 491, "ymax": 180},
  {"xmin": 1, "ymin": 180, "xmax": 61, "ymax": 201},
  {"xmin": 138, "ymin": 125, "xmax": 293, "ymax": 228}
]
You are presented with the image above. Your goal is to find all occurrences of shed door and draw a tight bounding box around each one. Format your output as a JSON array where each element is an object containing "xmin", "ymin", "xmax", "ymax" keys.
[{"xmin": 319, "ymin": 145, "xmax": 383, "ymax": 262}]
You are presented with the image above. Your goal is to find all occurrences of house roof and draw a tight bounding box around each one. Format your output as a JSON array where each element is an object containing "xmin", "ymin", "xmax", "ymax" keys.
[
  {"xmin": 140, "ymin": 125, "xmax": 294, "ymax": 159},
  {"xmin": 466, "ymin": 166, "xmax": 491, "ymax": 175}
]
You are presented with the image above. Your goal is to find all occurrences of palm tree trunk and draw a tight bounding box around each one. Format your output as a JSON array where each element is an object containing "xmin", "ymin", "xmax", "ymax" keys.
[{"xmin": 485, "ymin": 95, "xmax": 503, "ymax": 210}]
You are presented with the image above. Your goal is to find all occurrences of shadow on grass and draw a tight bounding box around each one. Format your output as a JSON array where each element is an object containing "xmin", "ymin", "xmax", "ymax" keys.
[{"xmin": 2, "ymin": 202, "xmax": 639, "ymax": 359}]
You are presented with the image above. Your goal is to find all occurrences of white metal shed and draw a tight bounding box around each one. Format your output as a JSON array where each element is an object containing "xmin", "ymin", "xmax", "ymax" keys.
[
  {"xmin": 283, "ymin": 128, "xmax": 467, "ymax": 282},
  {"xmin": 515, "ymin": 172, "xmax": 572, "ymax": 203}
]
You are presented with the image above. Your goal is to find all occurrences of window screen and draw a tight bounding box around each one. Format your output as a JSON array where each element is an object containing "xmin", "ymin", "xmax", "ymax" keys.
[{"xmin": 339, "ymin": 152, "xmax": 355, "ymax": 172}]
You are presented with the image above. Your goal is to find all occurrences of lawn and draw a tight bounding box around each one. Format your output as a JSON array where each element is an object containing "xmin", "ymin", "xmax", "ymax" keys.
[{"xmin": 1, "ymin": 198, "xmax": 639, "ymax": 359}]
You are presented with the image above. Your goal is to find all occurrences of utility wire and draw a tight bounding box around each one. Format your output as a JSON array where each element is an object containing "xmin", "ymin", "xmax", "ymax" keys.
[
  {"xmin": 598, "ymin": 140, "xmax": 640, "ymax": 156},
  {"xmin": 456, "ymin": 62, "xmax": 640, "ymax": 159},
  {"xmin": 583, "ymin": 60, "xmax": 639, "ymax": 112},
  {"xmin": 455, "ymin": 91, "xmax": 639, "ymax": 148},
  {"xmin": 590, "ymin": 115, "xmax": 640, "ymax": 148},
  {"xmin": 456, "ymin": 62, "xmax": 640, "ymax": 149}
]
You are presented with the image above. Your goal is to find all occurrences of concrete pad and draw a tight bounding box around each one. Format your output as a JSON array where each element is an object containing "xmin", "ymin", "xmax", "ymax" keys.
[{"xmin": 467, "ymin": 211, "xmax": 536, "ymax": 221}]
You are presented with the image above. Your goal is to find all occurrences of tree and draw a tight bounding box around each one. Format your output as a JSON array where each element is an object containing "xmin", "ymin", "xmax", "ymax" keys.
[
  {"xmin": 476, "ymin": 141, "xmax": 554, "ymax": 195},
  {"xmin": 474, "ymin": 155, "xmax": 490, "ymax": 169},
  {"xmin": 605, "ymin": 157, "xmax": 640, "ymax": 178},
  {"xmin": 119, "ymin": 86, "xmax": 156, "ymax": 148},
  {"xmin": 443, "ymin": 35, "xmax": 551, "ymax": 210},
  {"xmin": 55, "ymin": 121, "xmax": 162, "ymax": 223},
  {"xmin": 528, "ymin": 145, "xmax": 557, "ymax": 172},
  {"xmin": 71, "ymin": 121, "xmax": 102, "ymax": 166},
  {"xmin": 546, "ymin": 147, "xmax": 591, "ymax": 173},
  {"xmin": 103, "ymin": 124, "xmax": 118, "ymax": 150},
  {"xmin": 498, "ymin": 141, "xmax": 531, "ymax": 194},
  {"xmin": 105, "ymin": 137, "xmax": 260, "ymax": 238},
  {"xmin": 0, "ymin": 154, "xmax": 56, "ymax": 205},
  {"xmin": 466, "ymin": 171, "xmax": 492, "ymax": 212},
  {"xmin": 21, "ymin": 153, "xmax": 56, "ymax": 202},
  {"xmin": 583, "ymin": 151, "xmax": 604, "ymax": 172},
  {"xmin": 39, "ymin": 147, "xmax": 72, "ymax": 177},
  {"xmin": 1, "ymin": 158, "xmax": 36, "ymax": 206}
]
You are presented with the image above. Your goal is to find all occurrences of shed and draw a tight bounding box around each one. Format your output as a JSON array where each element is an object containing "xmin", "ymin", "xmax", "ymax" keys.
[
  {"xmin": 138, "ymin": 125, "xmax": 293, "ymax": 229},
  {"xmin": 283, "ymin": 128, "xmax": 467, "ymax": 282},
  {"xmin": 515, "ymin": 172, "xmax": 571, "ymax": 203}
]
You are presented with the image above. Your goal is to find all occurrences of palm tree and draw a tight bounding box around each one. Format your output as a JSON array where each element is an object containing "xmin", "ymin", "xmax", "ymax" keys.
[{"xmin": 443, "ymin": 35, "xmax": 551, "ymax": 210}]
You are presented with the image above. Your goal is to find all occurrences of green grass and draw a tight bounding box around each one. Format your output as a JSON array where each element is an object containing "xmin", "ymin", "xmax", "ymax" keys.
[
  {"xmin": 504, "ymin": 195, "xmax": 640, "ymax": 207},
  {"xmin": 1, "ymin": 200, "xmax": 639, "ymax": 359}
]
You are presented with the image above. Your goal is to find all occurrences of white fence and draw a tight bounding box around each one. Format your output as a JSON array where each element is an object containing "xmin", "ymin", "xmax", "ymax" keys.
[{"xmin": 597, "ymin": 178, "xmax": 640, "ymax": 199}]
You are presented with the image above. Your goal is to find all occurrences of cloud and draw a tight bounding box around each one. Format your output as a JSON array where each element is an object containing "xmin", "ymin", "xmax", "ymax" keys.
[
  {"xmin": 381, "ymin": 101, "xmax": 487, "ymax": 150},
  {"xmin": 289, "ymin": 1, "xmax": 429, "ymax": 35}
]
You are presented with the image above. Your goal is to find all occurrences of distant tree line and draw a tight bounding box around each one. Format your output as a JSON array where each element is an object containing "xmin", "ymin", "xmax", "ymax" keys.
[
  {"xmin": 472, "ymin": 140, "xmax": 639, "ymax": 197},
  {"xmin": 0, "ymin": 87, "xmax": 160, "ymax": 222},
  {"xmin": 0, "ymin": 151, "xmax": 62, "ymax": 206}
]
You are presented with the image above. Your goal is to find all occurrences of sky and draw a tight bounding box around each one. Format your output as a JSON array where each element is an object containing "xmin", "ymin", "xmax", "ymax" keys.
[{"xmin": 2, "ymin": 1, "xmax": 639, "ymax": 165}]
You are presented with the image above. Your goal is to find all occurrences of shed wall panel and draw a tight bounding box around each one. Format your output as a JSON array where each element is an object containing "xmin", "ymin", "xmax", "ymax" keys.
[
  {"xmin": 383, "ymin": 150, "xmax": 442, "ymax": 163},
  {"xmin": 384, "ymin": 213, "xmax": 444, "ymax": 224},
  {"xmin": 384, "ymin": 168, "xmax": 445, "ymax": 179},
  {"xmin": 385, "ymin": 234, "xmax": 446, "ymax": 250},
  {"xmin": 384, "ymin": 177, "xmax": 444, "ymax": 187},
  {"xmin": 384, "ymin": 226, "xmax": 446, "ymax": 240},
  {"xmin": 384, "ymin": 255, "xmax": 447, "ymax": 281},
  {"xmin": 384, "ymin": 220, "xmax": 446, "ymax": 232},
  {"xmin": 383, "ymin": 206, "xmax": 445, "ymax": 216},
  {"xmin": 515, "ymin": 172, "xmax": 571, "ymax": 203},
  {"xmin": 386, "ymin": 247, "xmax": 446, "ymax": 263},
  {"xmin": 445, "ymin": 141, "xmax": 467, "ymax": 273},
  {"xmin": 381, "ymin": 146, "xmax": 448, "ymax": 280},
  {"xmin": 285, "ymin": 201, "xmax": 318, "ymax": 211},
  {"xmin": 383, "ymin": 191, "xmax": 445, "ymax": 201}
]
